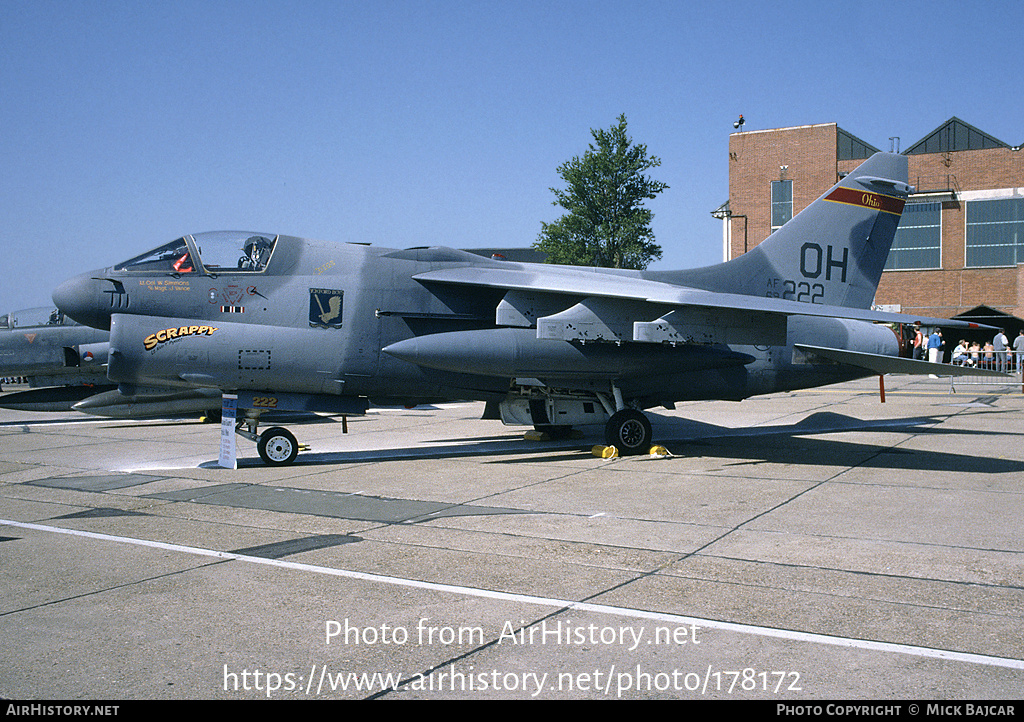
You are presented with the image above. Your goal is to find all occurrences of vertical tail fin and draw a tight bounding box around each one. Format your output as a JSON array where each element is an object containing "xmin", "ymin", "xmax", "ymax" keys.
[{"xmin": 664, "ymin": 152, "xmax": 911, "ymax": 309}]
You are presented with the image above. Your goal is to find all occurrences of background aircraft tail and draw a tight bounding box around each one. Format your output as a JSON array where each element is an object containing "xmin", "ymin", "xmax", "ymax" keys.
[{"xmin": 657, "ymin": 152, "xmax": 911, "ymax": 309}]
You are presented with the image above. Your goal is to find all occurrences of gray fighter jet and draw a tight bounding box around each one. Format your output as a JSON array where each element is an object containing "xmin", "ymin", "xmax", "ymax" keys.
[
  {"xmin": 0, "ymin": 306, "xmax": 223, "ymax": 417},
  {"xmin": 52, "ymin": 152, "xmax": 995, "ymax": 464},
  {"xmin": 0, "ymin": 307, "xmax": 110, "ymax": 410}
]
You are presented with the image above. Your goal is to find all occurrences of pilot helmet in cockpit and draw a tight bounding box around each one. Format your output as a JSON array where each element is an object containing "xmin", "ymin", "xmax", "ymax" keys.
[{"xmin": 240, "ymin": 236, "xmax": 272, "ymax": 270}]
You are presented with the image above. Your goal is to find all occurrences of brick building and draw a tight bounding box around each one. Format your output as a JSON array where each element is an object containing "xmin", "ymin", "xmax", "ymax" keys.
[{"xmin": 722, "ymin": 118, "xmax": 1024, "ymax": 329}]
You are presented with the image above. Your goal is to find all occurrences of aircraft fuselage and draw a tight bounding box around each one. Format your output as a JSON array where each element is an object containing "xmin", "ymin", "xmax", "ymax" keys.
[
  {"xmin": 53, "ymin": 232, "xmax": 896, "ymax": 418},
  {"xmin": 60, "ymin": 154, "xmax": 975, "ymax": 460}
]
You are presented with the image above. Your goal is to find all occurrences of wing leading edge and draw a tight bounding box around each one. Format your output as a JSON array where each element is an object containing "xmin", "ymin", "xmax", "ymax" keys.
[{"xmin": 414, "ymin": 265, "xmax": 992, "ymax": 340}]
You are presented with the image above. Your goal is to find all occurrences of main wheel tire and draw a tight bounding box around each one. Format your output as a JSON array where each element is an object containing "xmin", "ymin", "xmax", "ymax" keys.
[
  {"xmin": 605, "ymin": 410, "xmax": 652, "ymax": 456},
  {"xmin": 257, "ymin": 426, "xmax": 299, "ymax": 466}
]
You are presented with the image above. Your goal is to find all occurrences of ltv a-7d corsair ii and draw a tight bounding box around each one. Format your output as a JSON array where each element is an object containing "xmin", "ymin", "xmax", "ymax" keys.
[{"xmin": 53, "ymin": 152, "xmax": 994, "ymax": 465}]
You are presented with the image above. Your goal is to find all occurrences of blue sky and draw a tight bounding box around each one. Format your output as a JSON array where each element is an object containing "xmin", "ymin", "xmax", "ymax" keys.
[{"xmin": 2, "ymin": 0, "xmax": 1022, "ymax": 313}]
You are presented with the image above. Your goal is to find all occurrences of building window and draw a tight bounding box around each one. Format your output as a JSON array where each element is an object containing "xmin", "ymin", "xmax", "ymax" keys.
[
  {"xmin": 966, "ymin": 197, "xmax": 1024, "ymax": 267},
  {"xmin": 771, "ymin": 180, "xmax": 792, "ymax": 233},
  {"xmin": 886, "ymin": 201, "xmax": 941, "ymax": 270}
]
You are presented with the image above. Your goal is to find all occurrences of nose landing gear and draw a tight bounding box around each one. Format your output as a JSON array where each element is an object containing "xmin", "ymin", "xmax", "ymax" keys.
[
  {"xmin": 236, "ymin": 414, "xmax": 304, "ymax": 466},
  {"xmin": 256, "ymin": 426, "xmax": 299, "ymax": 466}
]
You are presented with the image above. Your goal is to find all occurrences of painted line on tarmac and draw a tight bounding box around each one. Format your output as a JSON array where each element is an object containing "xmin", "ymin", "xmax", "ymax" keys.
[{"xmin": 4, "ymin": 518, "xmax": 1023, "ymax": 672}]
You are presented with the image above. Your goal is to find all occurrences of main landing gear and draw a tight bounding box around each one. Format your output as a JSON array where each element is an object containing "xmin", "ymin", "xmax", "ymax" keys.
[
  {"xmin": 604, "ymin": 409, "xmax": 653, "ymax": 455},
  {"xmin": 505, "ymin": 383, "xmax": 659, "ymax": 457},
  {"xmin": 597, "ymin": 384, "xmax": 656, "ymax": 456}
]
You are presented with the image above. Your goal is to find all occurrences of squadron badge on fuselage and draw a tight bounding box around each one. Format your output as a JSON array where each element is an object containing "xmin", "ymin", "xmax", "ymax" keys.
[{"xmin": 309, "ymin": 288, "xmax": 344, "ymax": 328}]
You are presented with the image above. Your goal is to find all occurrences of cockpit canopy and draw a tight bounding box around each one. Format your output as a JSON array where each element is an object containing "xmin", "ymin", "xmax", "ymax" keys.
[
  {"xmin": 114, "ymin": 232, "xmax": 278, "ymax": 274},
  {"xmin": 3, "ymin": 308, "xmax": 74, "ymax": 329}
]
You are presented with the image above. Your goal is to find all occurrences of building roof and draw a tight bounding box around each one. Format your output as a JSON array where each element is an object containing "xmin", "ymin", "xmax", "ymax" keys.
[
  {"xmin": 837, "ymin": 128, "xmax": 881, "ymax": 161},
  {"xmin": 904, "ymin": 117, "xmax": 1010, "ymax": 155},
  {"xmin": 951, "ymin": 305, "xmax": 1023, "ymax": 338}
]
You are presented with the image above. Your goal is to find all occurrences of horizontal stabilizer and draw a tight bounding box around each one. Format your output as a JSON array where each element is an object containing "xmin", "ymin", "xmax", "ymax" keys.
[{"xmin": 795, "ymin": 344, "xmax": 1012, "ymax": 378}]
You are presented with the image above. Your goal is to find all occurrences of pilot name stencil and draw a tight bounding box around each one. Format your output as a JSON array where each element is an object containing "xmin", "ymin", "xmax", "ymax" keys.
[{"xmin": 140, "ymin": 279, "xmax": 191, "ymax": 292}]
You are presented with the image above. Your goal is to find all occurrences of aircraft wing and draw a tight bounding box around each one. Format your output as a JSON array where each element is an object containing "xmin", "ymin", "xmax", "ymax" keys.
[
  {"xmin": 795, "ymin": 344, "xmax": 1012, "ymax": 378},
  {"xmin": 413, "ymin": 266, "xmax": 992, "ymax": 333}
]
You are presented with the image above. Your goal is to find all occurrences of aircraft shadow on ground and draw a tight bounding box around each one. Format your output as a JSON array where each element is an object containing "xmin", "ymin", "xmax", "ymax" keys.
[
  {"xmin": 653, "ymin": 411, "xmax": 1024, "ymax": 474},
  {"xmin": 216, "ymin": 410, "xmax": 1024, "ymax": 475}
]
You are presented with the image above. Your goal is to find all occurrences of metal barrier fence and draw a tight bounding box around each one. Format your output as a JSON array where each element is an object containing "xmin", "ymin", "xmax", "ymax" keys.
[{"xmin": 946, "ymin": 350, "xmax": 1024, "ymax": 391}]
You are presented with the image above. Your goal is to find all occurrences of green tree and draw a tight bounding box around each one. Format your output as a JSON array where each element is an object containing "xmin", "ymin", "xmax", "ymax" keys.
[{"xmin": 534, "ymin": 114, "xmax": 668, "ymax": 270}]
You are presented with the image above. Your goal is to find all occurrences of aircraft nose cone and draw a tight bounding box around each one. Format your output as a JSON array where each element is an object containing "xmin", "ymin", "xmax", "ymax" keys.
[{"xmin": 52, "ymin": 272, "xmax": 110, "ymax": 330}]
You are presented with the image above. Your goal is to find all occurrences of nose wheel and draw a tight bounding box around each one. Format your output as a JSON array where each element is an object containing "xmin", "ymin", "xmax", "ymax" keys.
[
  {"xmin": 257, "ymin": 426, "xmax": 299, "ymax": 466},
  {"xmin": 605, "ymin": 409, "xmax": 652, "ymax": 455}
]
